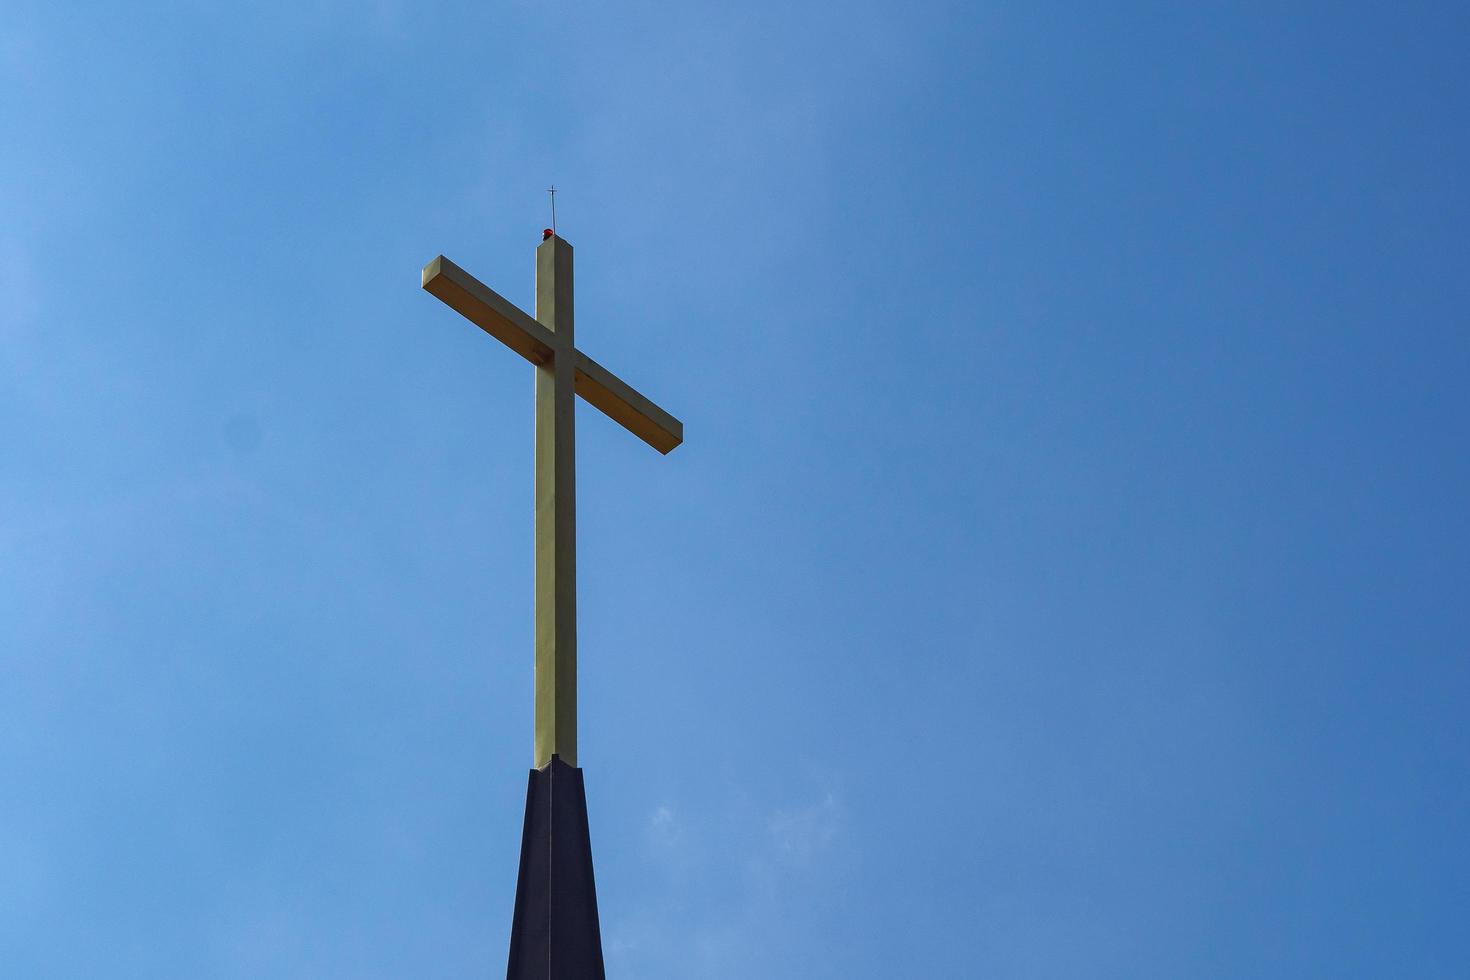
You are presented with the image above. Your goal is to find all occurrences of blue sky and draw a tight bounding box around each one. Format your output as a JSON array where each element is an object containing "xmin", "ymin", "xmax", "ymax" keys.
[{"xmin": 4, "ymin": 2, "xmax": 1469, "ymax": 977}]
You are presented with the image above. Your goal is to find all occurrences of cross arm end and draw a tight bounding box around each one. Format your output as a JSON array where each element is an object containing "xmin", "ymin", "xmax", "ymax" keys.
[
  {"xmin": 421, "ymin": 255, "xmax": 555, "ymax": 364},
  {"xmin": 574, "ymin": 351, "xmax": 683, "ymax": 455}
]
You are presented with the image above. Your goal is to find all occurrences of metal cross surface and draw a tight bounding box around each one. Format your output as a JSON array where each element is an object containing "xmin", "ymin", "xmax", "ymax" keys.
[{"xmin": 421, "ymin": 235, "xmax": 682, "ymax": 769}]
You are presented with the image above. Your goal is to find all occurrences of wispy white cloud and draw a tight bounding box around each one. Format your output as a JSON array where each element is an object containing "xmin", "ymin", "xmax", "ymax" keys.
[{"xmin": 768, "ymin": 791, "xmax": 842, "ymax": 867}]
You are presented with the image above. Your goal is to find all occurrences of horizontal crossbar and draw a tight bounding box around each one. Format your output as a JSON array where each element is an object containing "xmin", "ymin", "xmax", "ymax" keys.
[
  {"xmin": 421, "ymin": 254, "xmax": 683, "ymax": 454},
  {"xmin": 422, "ymin": 255, "xmax": 555, "ymax": 364}
]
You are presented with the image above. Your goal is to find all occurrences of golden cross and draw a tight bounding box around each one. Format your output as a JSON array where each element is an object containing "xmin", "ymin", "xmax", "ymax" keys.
[{"xmin": 421, "ymin": 235, "xmax": 683, "ymax": 768}]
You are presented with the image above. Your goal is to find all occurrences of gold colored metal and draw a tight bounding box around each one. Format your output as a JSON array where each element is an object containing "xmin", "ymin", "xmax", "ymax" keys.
[
  {"xmin": 421, "ymin": 255, "xmax": 555, "ymax": 364},
  {"xmin": 533, "ymin": 235, "xmax": 577, "ymax": 768},
  {"xmin": 574, "ymin": 351, "xmax": 683, "ymax": 455},
  {"xmin": 421, "ymin": 236, "xmax": 682, "ymax": 768},
  {"xmin": 421, "ymin": 253, "xmax": 682, "ymax": 454}
]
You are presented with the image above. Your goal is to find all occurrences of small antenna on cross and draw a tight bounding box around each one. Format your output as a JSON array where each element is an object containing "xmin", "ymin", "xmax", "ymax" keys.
[{"xmin": 547, "ymin": 185, "xmax": 557, "ymax": 236}]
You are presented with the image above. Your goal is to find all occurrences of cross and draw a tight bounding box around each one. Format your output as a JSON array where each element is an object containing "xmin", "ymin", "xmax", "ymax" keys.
[{"xmin": 421, "ymin": 233, "xmax": 682, "ymax": 769}]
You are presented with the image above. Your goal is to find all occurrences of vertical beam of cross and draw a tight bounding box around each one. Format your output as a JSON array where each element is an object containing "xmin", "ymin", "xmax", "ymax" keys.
[{"xmin": 535, "ymin": 235, "xmax": 576, "ymax": 767}]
